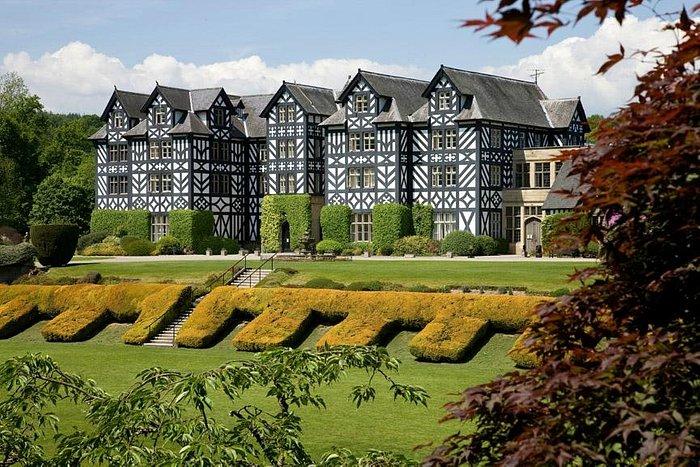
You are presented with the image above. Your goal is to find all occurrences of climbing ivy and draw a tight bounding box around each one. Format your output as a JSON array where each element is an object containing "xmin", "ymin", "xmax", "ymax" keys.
[{"xmin": 260, "ymin": 195, "xmax": 311, "ymax": 252}]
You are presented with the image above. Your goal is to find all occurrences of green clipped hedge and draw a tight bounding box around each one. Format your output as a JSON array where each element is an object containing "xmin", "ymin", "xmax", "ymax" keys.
[
  {"xmin": 120, "ymin": 236, "xmax": 155, "ymax": 256},
  {"xmin": 169, "ymin": 210, "xmax": 214, "ymax": 254},
  {"xmin": 30, "ymin": 224, "xmax": 80, "ymax": 266},
  {"xmin": 320, "ymin": 205, "xmax": 352, "ymax": 244},
  {"xmin": 200, "ymin": 236, "xmax": 239, "ymax": 254},
  {"xmin": 316, "ymin": 239, "xmax": 344, "ymax": 254},
  {"xmin": 542, "ymin": 212, "xmax": 591, "ymax": 256},
  {"xmin": 90, "ymin": 210, "xmax": 150, "ymax": 240},
  {"xmin": 371, "ymin": 203, "xmax": 412, "ymax": 255},
  {"xmin": 440, "ymin": 231, "xmax": 477, "ymax": 256},
  {"xmin": 260, "ymin": 195, "xmax": 311, "ymax": 252},
  {"xmin": 412, "ymin": 204, "xmax": 434, "ymax": 238},
  {"xmin": 0, "ymin": 243, "xmax": 36, "ymax": 267}
]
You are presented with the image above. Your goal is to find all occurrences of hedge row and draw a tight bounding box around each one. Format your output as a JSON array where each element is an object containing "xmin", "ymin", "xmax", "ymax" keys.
[
  {"xmin": 122, "ymin": 285, "xmax": 191, "ymax": 344},
  {"xmin": 260, "ymin": 195, "xmax": 312, "ymax": 252},
  {"xmin": 30, "ymin": 224, "xmax": 79, "ymax": 266},
  {"xmin": 176, "ymin": 287, "xmax": 550, "ymax": 362},
  {"xmin": 169, "ymin": 210, "xmax": 214, "ymax": 253},
  {"xmin": 320, "ymin": 205, "xmax": 352, "ymax": 244},
  {"xmin": 0, "ymin": 298, "xmax": 38, "ymax": 338},
  {"xmin": 90, "ymin": 210, "xmax": 150, "ymax": 240},
  {"xmin": 507, "ymin": 328, "xmax": 540, "ymax": 368},
  {"xmin": 409, "ymin": 314, "xmax": 490, "ymax": 362},
  {"xmin": 411, "ymin": 204, "xmax": 434, "ymax": 238},
  {"xmin": 371, "ymin": 203, "xmax": 412, "ymax": 254}
]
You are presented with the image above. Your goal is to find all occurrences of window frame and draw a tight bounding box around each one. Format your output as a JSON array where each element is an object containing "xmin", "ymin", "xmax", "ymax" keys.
[
  {"xmin": 434, "ymin": 212, "xmax": 456, "ymax": 240},
  {"xmin": 490, "ymin": 127, "xmax": 502, "ymax": 149},
  {"xmin": 362, "ymin": 167, "xmax": 375, "ymax": 189},
  {"xmin": 534, "ymin": 162, "xmax": 551, "ymax": 188},
  {"xmin": 505, "ymin": 206, "xmax": 522, "ymax": 243},
  {"xmin": 490, "ymin": 164, "xmax": 502, "ymax": 187},
  {"xmin": 347, "ymin": 167, "xmax": 360, "ymax": 189},
  {"xmin": 431, "ymin": 165, "xmax": 443, "ymax": 187},
  {"xmin": 445, "ymin": 128, "xmax": 457, "ymax": 149},
  {"xmin": 362, "ymin": 132, "xmax": 376, "ymax": 151},
  {"xmin": 354, "ymin": 94, "xmax": 368, "ymax": 113},
  {"xmin": 431, "ymin": 129, "xmax": 444, "ymax": 150},
  {"xmin": 113, "ymin": 112, "xmax": 124, "ymax": 128},
  {"xmin": 154, "ymin": 105, "xmax": 167, "ymax": 125},
  {"xmin": 149, "ymin": 141, "xmax": 160, "ymax": 160},
  {"xmin": 348, "ymin": 133, "xmax": 361, "ymax": 152},
  {"xmin": 445, "ymin": 165, "xmax": 457, "ymax": 187},
  {"xmin": 213, "ymin": 108, "xmax": 226, "ymax": 127},
  {"xmin": 437, "ymin": 90, "xmax": 451, "ymax": 111},
  {"xmin": 514, "ymin": 162, "xmax": 530, "ymax": 188},
  {"xmin": 259, "ymin": 143, "xmax": 268, "ymax": 162},
  {"xmin": 161, "ymin": 140, "xmax": 172, "ymax": 159},
  {"xmin": 351, "ymin": 213, "xmax": 372, "ymax": 242},
  {"xmin": 151, "ymin": 214, "xmax": 169, "ymax": 242}
]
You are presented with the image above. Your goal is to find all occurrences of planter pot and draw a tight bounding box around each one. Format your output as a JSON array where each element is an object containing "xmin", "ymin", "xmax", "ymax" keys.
[
  {"xmin": 206, "ymin": 249, "xmax": 212, "ymax": 256},
  {"xmin": 254, "ymin": 249, "xmax": 260, "ymax": 256},
  {"xmin": 363, "ymin": 251, "xmax": 370, "ymax": 258},
  {"xmin": 221, "ymin": 249, "xmax": 227, "ymax": 256},
  {"xmin": 404, "ymin": 254, "xmax": 415, "ymax": 258},
  {"xmin": 445, "ymin": 251, "xmax": 453, "ymax": 258}
]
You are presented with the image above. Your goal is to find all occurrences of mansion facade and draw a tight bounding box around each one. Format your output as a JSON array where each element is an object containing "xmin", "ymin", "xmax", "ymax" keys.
[{"xmin": 90, "ymin": 66, "xmax": 588, "ymax": 251}]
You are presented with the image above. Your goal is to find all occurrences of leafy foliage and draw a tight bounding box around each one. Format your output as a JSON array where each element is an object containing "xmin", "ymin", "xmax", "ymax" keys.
[
  {"xmin": 320, "ymin": 204, "xmax": 352, "ymax": 244},
  {"xmin": 168, "ymin": 209, "xmax": 214, "ymax": 254},
  {"xmin": 153, "ymin": 235, "xmax": 183, "ymax": 255},
  {"xmin": 473, "ymin": 235, "xmax": 498, "ymax": 256},
  {"xmin": 371, "ymin": 203, "xmax": 412, "ymax": 255},
  {"xmin": 89, "ymin": 209, "xmax": 151, "ymax": 240},
  {"xmin": 427, "ymin": 3, "xmax": 700, "ymax": 465},
  {"xmin": 200, "ymin": 236, "xmax": 239, "ymax": 255},
  {"xmin": 260, "ymin": 195, "xmax": 312, "ymax": 252},
  {"xmin": 0, "ymin": 348, "xmax": 428, "ymax": 465},
  {"xmin": 439, "ymin": 231, "xmax": 476, "ymax": 256},
  {"xmin": 120, "ymin": 236, "xmax": 155, "ymax": 256},
  {"xmin": 392, "ymin": 235, "xmax": 440, "ymax": 256},
  {"xmin": 76, "ymin": 230, "xmax": 110, "ymax": 252},
  {"xmin": 411, "ymin": 203, "xmax": 434, "ymax": 238},
  {"xmin": 28, "ymin": 173, "xmax": 93, "ymax": 234},
  {"xmin": 0, "ymin": 242, "xmax": 35, "ymax": 267},
  {"xmin": 315, "ymin": 239, "xmax": 345, "ymax": 254},
  {"xmin": 29, "ymin": 224, "xmax": 79, "ymax": 266}
]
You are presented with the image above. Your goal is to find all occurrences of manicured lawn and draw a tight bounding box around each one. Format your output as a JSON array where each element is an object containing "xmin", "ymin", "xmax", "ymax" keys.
[
  {"xmin": 49, "ymin": 259, "xmax": 593, "ymax": 292},
  {"xmin": 0, "ymin": 323, "xmax": 519, "ymax": 460}
]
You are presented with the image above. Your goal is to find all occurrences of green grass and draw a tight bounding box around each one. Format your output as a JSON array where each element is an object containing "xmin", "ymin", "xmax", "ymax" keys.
[
  {"xmin": 49, "ymin": 259, "xmax": 593, "ymax": 292},
  {"xmin": 0, "ymin": 323, "xmax": 518, "ymax": 460}
]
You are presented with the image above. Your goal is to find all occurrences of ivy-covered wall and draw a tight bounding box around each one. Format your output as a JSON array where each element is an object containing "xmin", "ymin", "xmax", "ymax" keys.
[
  {"xmin": 169, "ymin": 210, "xmax": 214, "ymax": 253},
  {"xmin": 371, "ymin": 203, "xmax": 412, "ymax": 254},
  {"xmin": 411, "ymin": 204, "xmax": 434, "ymax": 238},
  {"xmin": 90, "ymin": 209, "xmax": 150, "ymax": 240},
  {"xmin": 320, "ymin": 204, "xmax": 352, "ymax": 244},
  {"xmin": 260, "ymin": 195, "xmax": 312, "ymax": 252}
]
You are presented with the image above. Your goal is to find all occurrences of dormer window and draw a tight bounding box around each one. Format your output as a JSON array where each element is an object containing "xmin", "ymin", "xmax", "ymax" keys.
[
  {"xmin": 437, "ymin": 91, "xmax": 451, "ymax": 111},
  {"xmin": 113, "ymin": 112, "xmax": 124, "ymax": 128},
  {"xmin": 432, "ymin": 130, "xmax": 444, "ymax": 150},
  {"xmin": 213, "ymin": 108, "xmax": 226, "ymax": 126},
  {"xmin": 155, "ymin": 106, "xmax": 166, "ymax": 125},
  {"xmin": 277, "ymin": 104, "xmax": 295, "ymax": 124},
  {"xmin": 355, "ymin": 94, "xmax": 368, "ymax": 113}
]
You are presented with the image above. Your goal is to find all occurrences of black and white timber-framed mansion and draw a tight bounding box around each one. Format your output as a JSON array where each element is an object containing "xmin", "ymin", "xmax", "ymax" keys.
[{"xmin": 90, "ymin": 65, "xmax": 588, "ymax": 251}]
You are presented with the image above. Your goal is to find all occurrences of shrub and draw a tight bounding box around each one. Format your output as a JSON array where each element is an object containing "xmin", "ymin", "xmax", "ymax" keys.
[
  {"xmin": 233, "ymin": 306, "xmax": 316, "ymax": 351},
  {"xmin": 120, "ymin": 236, "xmax": 155, "ymax": 256},
  {"xmin": 507, "ymin": 329, "xmax": 540, "ymax": 368},
  {"xmin": 495, "ymin": 237, "xmax": 510, "ymax": 254},
  {"xmin": 346, "ymin": 281, "xmax": 383, "ymax": 291},
  {"xmin": 154, "ymin": 236, "xmax": 183, "ymax": 255},
  {"xmin": 199, "ymin": 236, "xmax": 239, "ymax": 255},
  {"xmin": 440, "ymin": 231, "xmax": 477, "ymax": 256},
  {"xmin": 169, "ymin": 210, "xmax": 214, "ymax": 253},
  {"xmin": 342, "ymin": 241, "xmax": 372, "ymax": 256},
  {"xmin": 29, "ymin": 173, "xmax": 93, "ymax": 233},
  {"xmin": 412, "ymin": 204, "xmax": 434, "ymax": 238},
  {"xmin": 0, "ymin": 297, "xmax": 39, "ymax": 338},
  {"xmin": 79, "ymin": 271, "xmax": 102, "ymax": 284},
  {"xmin": 474, "ymin": 235, "xmax": 498, "ymax": 256},
  {"xmin": 304, "ymin": 278, "xmax": 345, "ymax": 290},
  {"xmin": 371, "ymin": 203, "xmax": 412, "ymax": 255},
  {"xmin": 30, "ymin": 224, "xmax": 79, "ymax": 266},
  {"xmin": 551, "ymin": 287, "xmax": 570, "ymax": 297},
  {"xmin": 315, "ymin": 239, "xmax": 344, "ymax": 255},
  {"xmin": 260, "ymin": 195, "xmax": 312, "ymax": 252},
  {"xmin": 90, "ymin": 210, "xmax": 150, "ymax": 240},
  {"xmin": 392, "ymin": 235, "xmax": 440, "ymax": 256},
  {"xmin": 317, "ymin": 312, "xmax": 399, "ymax": 348},
  {"xmin": 320, "ymin": 205, "xmax": 352, "ymax": 244},
  {"xmin": 41, "ymin": 305, "xmax": 110, "ymax": 342},
  {"xmin": 410, "ymin": 315, "xmax": 490, "ymax": 362},
  {"xmin": 81, "ymin": 241, "xmax": 125, "ymax": 256},
  {"xmin": 541, "ymin": 212, "xmax": 592, "ymax": 256},
  {"xmin": 77, "ymin": 230, "xmax": 110, "ymax": 252},
  {"xmin": 0, "ymin": 243, "xmax": 36, "ymax": 267},
  {"xmin": 122, "ymin": 285, "xmax": 191, "ymax": 345}
]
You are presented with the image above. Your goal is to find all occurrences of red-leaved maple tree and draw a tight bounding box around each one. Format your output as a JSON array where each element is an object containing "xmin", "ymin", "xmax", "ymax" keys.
[{"xmin": 426, "ymin": 1, "xmax": 699, "ymax": 465}]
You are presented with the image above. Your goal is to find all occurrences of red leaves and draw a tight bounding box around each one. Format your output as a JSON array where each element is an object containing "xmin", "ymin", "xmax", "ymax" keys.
[{"xmin": 597, "ymin": 43, "xmax": 625, "ymax": 74}]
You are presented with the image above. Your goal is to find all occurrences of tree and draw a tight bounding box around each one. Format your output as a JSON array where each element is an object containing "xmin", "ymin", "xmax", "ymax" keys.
[
  {"xmin": 29, "ymin": 173, "xmax": 93, "ymax": 233},
  {"xmin": 427, "ymin": 2, "xmax": 699, "ymax": 465},
  {"xmin": 584, "ymin": 113, "xmax": 604, "ymax": 144},
  {"xmin": 0, "ymin": 347, "xmax": 427, "ymax": 466}
]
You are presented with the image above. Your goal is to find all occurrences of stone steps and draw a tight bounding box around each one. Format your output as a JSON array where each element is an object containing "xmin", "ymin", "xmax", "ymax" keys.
[
  {"xmin": 229, "ymin": 268, "xmax": 272, "ymax": 288},
  {"xmin": 143, "ymin": 296, "xmax": 203, "ymax": 347}
]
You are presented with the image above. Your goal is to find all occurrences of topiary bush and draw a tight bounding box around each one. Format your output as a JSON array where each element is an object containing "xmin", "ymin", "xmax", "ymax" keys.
[
  {"xmin": 411, "ymin": 204, "xmax": 434, "ymax": 238},
  {"xmin": 120, "ymin": 236, "xmax": 155, "ymax": 256},
  {"xmin": 167, "ymin": 210, "xmax": 214, "ymax": 253},
  {"xmin": 371, "ymin": 203, "xmax": 412, "ymax": 255},
  {"xmin": 90, "ymin": 210, "xmax": 150, "ymax": 240},
  {"xmin": 0, "ymin": 243, "xmax": 36, "ymax": 267},
  {"xmin": 316, "ymin": 239, "xmax": 344, "ymax": 255},
  {"xmin": 342, "ymin": 242, "xmax": 372, "ymax": 256},
  {"xmin": 77, "ymin": 230, "xmax": 110, "ymax": 252},
  {"xmin": 304, "ymin": 278, "xmax": 346, "ymax": 290},
  {"xmin": 392, "ymin": 235, "xmax": 440, "ymax": 256},
  {"xmin": 29, "ymin": 224, "xmax": 79, "ymax": 266},
  {"xmin": 80, "ymin": 236, "xmax": 125, "ymax": 256},
  {"xmin": 474, "ymin": 235, "xmax": 498, "ymax": 256},
  {"xmin": 199, "ymin": 236, "xmax": 239, "ymax": 254},
  {"xmin": 320, "ymin": 205, "xmax": 352, "ymax": 244},
  {"xmin": 346, "ymin": 281, "xmax": 383, "ymax": 291},
  {"xmin": 495, "ymin": 237, "xmax": 510, "ymax": 254},
  {"xmin": 440, "ymin": 231, "xmax": 477, "ymax": 256},
  {"xmin": 260, "ymin": 195, "xmax": 312, "ymax": 252},
  {"xmin": 154, "ymin": 236, "xmax": 183, "ymax": 255}
]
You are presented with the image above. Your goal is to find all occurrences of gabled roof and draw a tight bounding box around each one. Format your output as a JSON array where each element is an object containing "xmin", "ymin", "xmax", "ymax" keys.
[
  {"xmin": 320, "ymin": 107, "xmax": 346, "ymax": 127},
  {"xmin": 541, "ymin": 98, "xmax": 588, "ymax": 129},
  {"xmin": 99, "ymin": 89, "xmax": 149, "ymax": 121},
  {"xmin": 169, "ymin": 112, "xmax": 212, "ymax": 136},
  {"xmin": 140, "ymin": 85, "xmax": 236, "ymax": 114},
  {"xmin": 190, "ymin": 88, "xmax": 227, "ymax": 111},
  {"xmin": 122, "ymin": 119, "xmax": 148, "ymax": 138},
  {"xmin": 260, "ymin": 82, "xmax": 337, "ymax": 118},
  {"xmin": 88, "ymin": 124, "xmax": 107, "ymax": 140},
  {"xmin": 239, "ymin": 94, "xmax": 274, "ymax": 138},
  {"xmin": 542, "ymin": 159, "xmax": 584, "ymax": 210}
]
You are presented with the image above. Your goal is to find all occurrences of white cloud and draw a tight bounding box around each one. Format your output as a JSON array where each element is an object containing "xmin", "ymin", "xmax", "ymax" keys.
[
  {"xmin": 480, "ymin": 15, "xmax": 679, "ymax": 116},
  {"xmin": 1, "ymin": 42, "xmax": 430, "ymax": 114}
]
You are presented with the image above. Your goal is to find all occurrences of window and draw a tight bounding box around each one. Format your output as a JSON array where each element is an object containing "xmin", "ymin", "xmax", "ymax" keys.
[
  {"xmin": 505, "ymin": 206, "xmax": 521, "ymax": 242},
  {"xmin": 286, "ymin": 105, "xmax": 295, "ymax": 123},
  {"xmin": 278, "ymin": 104, "xmax": 295, "ymax": 124},
  {"xmin": 490, "ymin": 212, "xmax": 502, "ymax": 239},
  {"xmin": 347, "ymin": 167, "xmax": 360, "ymax": 189},
  {"xmin": 490, "ymin": 165, "xmax": 501, "ymax": 187},
  {"xmin": 362, "ymin": 167, "xmax": 375, "ymax": 188},
  {"xmin": 445, "ymin": 165, "xmax": 457, "ymax": 187},
  {"xmin": 212, "ymin": 141, "xmax": 221, "ymax": 161},
  {"xmin": 490, "ymin": 128, "xmax": 502, "ymax": 148},
  {"xmin": 108, "ymin": 176, "xmax": 128, "ymax": 195},
  {"xmin": 149, "ymin": 142, "xmax": 160, "ymax": 159},
  {"xmin": 258, "ymin": 174, "xmax": 268, "ymax": 195},
  {"xmin": 151, "ymin": 215, "xmax": 168, "ymax": 242},
  {"xmin": 437, "ymin": 90, "xmax": 451, "ymax": 110},
  {"xmin": 355, "ymin": 94, "xmax": 368, "ymax": 113},
  {"xmin": 514, "ymin": 162, "xmax": 530, "ymax": 188},
  {"xmin": 432, "ymin": 130, "xmax": 444, "ymax": 150},
  {"xmin": 149, "ymin": 174, "xmax": 161, "ymax": 193},
  {"xmin": 260, "ymin": 143, "xmax": 268, "ymax": 162},
  {"xmin": 113, "ymin": 112, "xmax": 124, "ymax": 128},
  {"xmin": 534, "ymin": 162, "xmax": 551, "ymax": 187},
  {"xmin": 155, "ymin": 106, "xmax": 166, "ymax": 125},
  {"xmin": 213, "ymin": 108, "xmax": 226, "ymax": 126},
  {"xmin": 161, "ymin": 141, "xmax": 172, "ymax": 159},
  {"xmin": 363, "ymin": 132, "xmax": 375, "ymax": 151},
  {"xmin": 555, "ymin": 161, "xmax": 563, "ymax": 177},
  {"xmin": 524, "ymin": 206, "xmax": 542, "ymax": 217},
  {"xmin": 352, "ymin": 213, "xmax": 372, "ymax": 242},
  {"xmin": 434, "ymin": 212, "xmax": 456, "ymax": 240},
  {"xmin": 287, "ymin": 139, "xmax": 296, "ymax": 158},
  {"xmin": 119, "ymin": 144, "xmax": 128, "ymax": 162},
  {"xmin": 221, "ymin": 142, "xmax": 230, "ymax": 161},
  {"xmin": 279, "ymin": 173, "xmax": 295, "ymax": 194},
  {"xmin": 149, "ymin": 174, "xmax": 171, "ymax": 193},
  {"xmin": 278, "ymin": 139, "xmax": 295, "ymax": 158},
  {"xmin": 431, "ymin": 166, "xmax": 443, "ymax": 187},
  {"xmin": 445, "ymin": 129, "xmax": 457, "ymax": 149},
  {"xmin": 518, "ymin": 131, "xmax": 526, "ymax": 148},
  {"xmin": 108, "ymin": 145, "xmax": 125, "ymax": 163},
  {"xmin": 211, "ymin": 174, "xmax": 231, "ymax": 195},
  {"xmin": 348, "ymin": 133, "xmax": 361, "ymax": 152}
]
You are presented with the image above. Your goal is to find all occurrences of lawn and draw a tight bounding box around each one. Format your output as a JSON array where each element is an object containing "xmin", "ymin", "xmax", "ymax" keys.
[
  {"xmin": 0, "ymin": 323, "xmax": 519, "ymax": 460},
  {"xmin": 48, "ymin": 258, "xmax": 593, "ymax": 292}
]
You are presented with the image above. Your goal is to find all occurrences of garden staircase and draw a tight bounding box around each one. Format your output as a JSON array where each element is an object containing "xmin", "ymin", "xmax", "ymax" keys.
[
  {"xmin": 143, "ymin": 295, "xmax": 203, "ymax": 348},
  {"xmin": 229, "ymin": 267, "xmax": 272, "ymax": 288}
]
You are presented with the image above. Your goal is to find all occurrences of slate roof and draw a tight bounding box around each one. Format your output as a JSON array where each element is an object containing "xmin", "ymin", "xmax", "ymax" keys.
[
  {"xmin": 88, "ymin": 124, "xmax": 107, "ymax": 140},
  {"xmin": 239, "ymin": 94, "xmax": 274, "ymax": 138},
  {"xmin": 99, "ymin": 89, "xmax": 149, "ymax": 121},
  {"xmin": 122, "ymin": 119, "xmax": 148, "ymax": 138},
  {"xmin": 169, "ymin": 112, "xmax": 212, "ymax": 136},
  {"xmin": 321, "ymin": 107, "xmax": 346, "ymax": 127},
  {"xmin": 261, "ymin": 83, "xmax": 337, "ymax": 117},
  {"xmin": 540, "ymin": 98, "xmax": 582, "ymax": 128},
  {"xmin": 542, "ymin": 159, "xmax": 583, "ymax": 210},
  {"xmin": 140, "ymin": 85, "xmax": 230, "ymax": 113},
  {"xmin": 190, "ymin": 88, "xmax": 227, "ymax": 112}
]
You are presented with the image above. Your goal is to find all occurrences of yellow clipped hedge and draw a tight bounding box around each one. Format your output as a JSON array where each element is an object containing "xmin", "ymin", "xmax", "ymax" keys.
[
  {"xmin": 316, "ymin": 311, "xmax": 398, "ymax": 348},
  {"xmin": 0, "ymin": 298, "xmax": 39, "ymax": 338},
  {"xmin": 42, "ymin": 305, "xmax": 110, "ymax": 342},
  {"xmin": 409, "ymin": 314, "xmax": 490, "ymax": 362},
  {"xmin": 122, "ymin": 285, "xmax": 191, "ymax": 345},
  {"xmin": 233, "ymin": 307, "xmax": 315, "ymax": 351},
  {"xmin": 507, "ymin": 329, "xmax": 540, "ymax": 368}
]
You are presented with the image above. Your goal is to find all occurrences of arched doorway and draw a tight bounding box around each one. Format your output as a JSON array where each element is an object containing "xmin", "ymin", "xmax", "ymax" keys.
[
  {"xmin": 280, "ymin": 221, "xmax": 291, "ymax": 252},
  {"xmin": 524, "ymin": 217, "xmax": 542, "ymax": 254}
]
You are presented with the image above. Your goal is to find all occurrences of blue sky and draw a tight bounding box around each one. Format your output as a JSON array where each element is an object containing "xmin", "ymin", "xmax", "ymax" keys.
[{"xmin": 0, "ymin": 0, "xmax": 686, "ymax": 114}]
